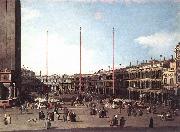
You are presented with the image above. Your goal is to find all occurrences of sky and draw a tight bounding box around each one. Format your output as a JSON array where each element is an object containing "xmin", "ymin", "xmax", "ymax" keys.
[{"xmin": 21, "ymin": 0, "xmax": 180, "ymax": 75}]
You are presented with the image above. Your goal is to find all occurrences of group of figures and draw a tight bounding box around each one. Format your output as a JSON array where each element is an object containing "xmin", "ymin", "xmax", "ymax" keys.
[
  {"xmin": 38, "ymin": 111, "xmax": 53, "ymax": 129},
  {"xmin": 90, "ymin": 106, "xmax": 108, "ymax": 118},
  {"xmin": 126, "ymin": 103, "xmax": 145, "ymax": 117},
  {"xmin": 19, "ymin": 104, "xmax": 28, "ymax": 114},
  {"xmin": 38, "ymin": 106, "xmax": 77, "ymax": 129},
  {"xmin": 39, "ymin": 111, "xmax": 55, "ymax": 121},
  {"xmin": 62, "ymin": 107, "xmax": 77, "ymax": 122},
  {"xmin": 89, "ymin": 104, "xmax": 127, "ymax": 127},
  {"xmin": 110, "ymin": 115, "xmax": 126, "ymax": 127},
  {"xmin": 88, "ymin": 98, "xmax": 175, "ymax": 129}
]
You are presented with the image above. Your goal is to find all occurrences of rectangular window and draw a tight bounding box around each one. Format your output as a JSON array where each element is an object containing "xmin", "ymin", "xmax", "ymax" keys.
[
  {"xmin": 170, "ymin": 78, "xmax": 174, "ymax": 85},
  {"xmin": 164, "ymin": 78, "xmax": 167, "ymax": 84}
]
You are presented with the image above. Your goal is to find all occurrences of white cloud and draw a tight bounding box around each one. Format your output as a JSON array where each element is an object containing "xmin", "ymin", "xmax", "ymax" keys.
[
  {"xmin": 22, "ymin": 7, "xmax": 41, "ymax": 24},
  {"xmin": 135, "ymin": 32, "xmax": 170, "ymax": 47},
  {"xmin": 135, "ymin": 32, "xmax": 180, "ymax": 56}
]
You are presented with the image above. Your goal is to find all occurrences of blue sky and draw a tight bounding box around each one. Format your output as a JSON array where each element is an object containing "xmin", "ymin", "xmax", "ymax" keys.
[{"xmin": 21, "ymin": 0, "xmax": 180, "ymax": 75}]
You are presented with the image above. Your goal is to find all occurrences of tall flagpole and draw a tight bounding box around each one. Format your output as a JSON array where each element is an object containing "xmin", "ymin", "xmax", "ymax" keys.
[
  {"xmin": 112, "ymin": 27, "xmax": 115, "ymax": 95},
  {"xmin": 46, "ymin": 30, "xmax": 48, "ymax": 77},
  {"xmin": 79, "ymin": 27, "xmax": 82, "ymax": 93}
]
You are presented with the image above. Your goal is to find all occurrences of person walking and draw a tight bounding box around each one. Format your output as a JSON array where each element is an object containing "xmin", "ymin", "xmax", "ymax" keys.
[
  {"xmin": 120, "ymin": 117, "xmax": 126, "ymax": 128},
  {"xmin": 57, "ymin": 113, "xmax": 61, "ymax": 120},
  {"xmin": 149, "ymin": 117, "xmax": 154, "ymax": 128},
  {"xmin": 63, "ymin": 107, "xmax": 68, "ymax": 122},
  {"xmin": 138, "ymin": 109, "xmax": 143, "ymax": 116},
  {"xmin": 45, "ymin": 118, "xmax": 51, "ymax": 129},
  {"xmin": 3, "ymin": 104, "xmax": 6, "ymax": 111},
  {"xmin": 50, "ymin": 112, "xmax": 54, "ymax": 121},
  {"xmin": 67, "ymin": 111, "xmax": 72, "ymax": 121},
  {"xmin": 47, "ymin": 112, "xmax": 51, "ymax": 120},
  {"xmin": 19, "ymin": 106, "xmax": 23, "ymax": 114},
  {"xmin": 7, "ymin": 114, "xmax": 11, "ymax": 124},
  {"xmin": 119, "ymin": 101, "xmax": 123, "ymax": 114},
  {"xmin": 3, "ymin": 114, "xmax": 8, "ymax": 125},
  {"xmin": 119, "ymin": 105, "xmax": 122, "ymax": 114},
  {"xmin": 39, "ymin": 111, "xmax": 42, "ymax": 120},
  {"xmin": 110, "ymin": 115, "xmax": 118, "ymax": 126}
]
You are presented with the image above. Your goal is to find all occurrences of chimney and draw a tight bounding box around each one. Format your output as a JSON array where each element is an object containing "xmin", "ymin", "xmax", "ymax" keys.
[
  {"xmin": 40, "ymin": 71, "xmax": 42, "ymax": 77},
  {"xmin": 146, "ymin": 60, "xmax": 147, "ymax": 63},
  {"xmin": 143, "ymin": 60, "xmax": 144, "ymax": 63},
  {"xmin": 137, "ymin": 60, "xmax": 139, "ymax": 65},
  {"xmin": 130, "ymin": 62, "xmax": 132, "ymax": 67},
  {"xmin": 164, "ymin": 57, "xmax": 166, "ymax": 61},
  {"xmin": 171, "ymin": 55, "xmax": 173, "ymax": 60}
]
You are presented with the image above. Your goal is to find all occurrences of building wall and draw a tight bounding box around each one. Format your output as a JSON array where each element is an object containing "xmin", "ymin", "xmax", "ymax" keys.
[
  {"xmin": 0, "ymin": 0, "xmax": 21, "ymax": 94},
  {"xmin": 162, "ymin": 61, "xmax": 176, "ymax": 86},
  {"xmin": 38, "ymin": 74, "xmax": 74, "ymax": 94},
  {"xmin": 126, "ymin": 62, "xmax": 162, "ymax": 90},
  {"xmin": 175, "ymin": 43, "xmax": 180, "ymax": 85}
]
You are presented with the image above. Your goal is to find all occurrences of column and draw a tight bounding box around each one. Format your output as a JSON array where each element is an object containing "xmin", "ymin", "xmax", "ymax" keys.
[
  {"xmin": 149, "ymin": 80, "xmax": 152, "ymax": 89},
  {"xmin": 129, "ymin": 90, "xmax": 131, "ymax": 100},
  {"xmin": 103, "ymin": 87, "xmax": 105, "ymax": 95}
]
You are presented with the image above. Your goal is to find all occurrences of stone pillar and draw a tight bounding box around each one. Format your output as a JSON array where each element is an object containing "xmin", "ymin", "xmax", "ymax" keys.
[
  {"xmin": 128, "ymin": 90, "xmax": 131, "ymax": 100},
  {"xmin": 161, "ymin": 93, "xmax": 164, "ymax": 104}
]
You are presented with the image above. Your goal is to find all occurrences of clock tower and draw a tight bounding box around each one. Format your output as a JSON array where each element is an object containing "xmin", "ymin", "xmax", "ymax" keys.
[{"xmin": 175, "ymin": 42, "xmax": 180, "ymax": 84}]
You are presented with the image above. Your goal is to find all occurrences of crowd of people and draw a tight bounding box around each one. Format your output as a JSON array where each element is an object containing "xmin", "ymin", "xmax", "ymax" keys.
[
  {"xmin": 87, "ymin": 96, "xmax": 179, "ymax": 129},
  {"xmin": 1, "ymin": 93, "xmax": 179, "ymax": 130},
  {"xmin": 37, "ymin": 106, "xmax": 77, "ymax": 129}
]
